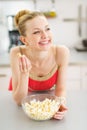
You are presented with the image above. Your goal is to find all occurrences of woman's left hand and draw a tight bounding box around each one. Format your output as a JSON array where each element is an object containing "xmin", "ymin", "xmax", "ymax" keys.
[{"xmin": 53, "ymin": 104, "xmax": 68, "ymax": 120}]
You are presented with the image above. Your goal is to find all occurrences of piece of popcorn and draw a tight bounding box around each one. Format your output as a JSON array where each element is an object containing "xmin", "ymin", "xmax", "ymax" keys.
[{"xmin": 17, "ymin": 53, "xmax": 22, "ymax": 57}]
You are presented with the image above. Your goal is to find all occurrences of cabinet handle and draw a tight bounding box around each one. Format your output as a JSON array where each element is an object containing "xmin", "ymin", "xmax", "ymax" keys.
[{"xmin": 0, "ymin": 74, "xmax": 7, "ymax": 77}]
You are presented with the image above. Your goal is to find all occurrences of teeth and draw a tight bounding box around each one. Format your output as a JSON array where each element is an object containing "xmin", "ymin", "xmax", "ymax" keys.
[{"xmin": 40, "ymin": 42, "xmax": 48, "ymax": 44}]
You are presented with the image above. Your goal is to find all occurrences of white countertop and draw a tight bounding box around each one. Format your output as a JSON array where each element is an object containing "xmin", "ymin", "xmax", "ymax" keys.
[
  {"xmin": 0, "ymin": 48, "xmax": 87, "ymax": 67},
  {"xmin": 0, "ymin": 90, "xmax": 87, "ymax": 130},
  {"xmin": 69, "ymin": 48, "xmax": 87, "ymax": 65}
]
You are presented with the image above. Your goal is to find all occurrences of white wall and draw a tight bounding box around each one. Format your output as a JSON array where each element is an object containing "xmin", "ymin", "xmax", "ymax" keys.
[{"xmin": 0, "ymin": 0, "xmax": 87, "ymax": 50}]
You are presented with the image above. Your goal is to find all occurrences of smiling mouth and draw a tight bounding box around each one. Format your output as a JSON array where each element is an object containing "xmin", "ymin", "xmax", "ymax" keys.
[{"xmin": 39, "ymin": 40, "xmax": 50, "ymax": 45}]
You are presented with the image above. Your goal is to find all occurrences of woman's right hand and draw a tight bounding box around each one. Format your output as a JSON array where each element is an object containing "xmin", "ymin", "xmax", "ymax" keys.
[{"xmin": 17, "ymin": 53, "xmax": 32, "ymax": 73}]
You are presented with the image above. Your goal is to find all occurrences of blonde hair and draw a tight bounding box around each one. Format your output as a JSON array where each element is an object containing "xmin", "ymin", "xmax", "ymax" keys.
[{"xmin": 14, "ymin": 10, "xmax": 45, "ymax": 36}]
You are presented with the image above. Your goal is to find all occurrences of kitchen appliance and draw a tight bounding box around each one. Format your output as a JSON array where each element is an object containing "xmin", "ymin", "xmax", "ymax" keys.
[
  {"xmin": 74, "ymin": 41, "xmax": 87, "ymax": 51},
  {"xmin": 8, "ymin": 30, "xmax": 23, "ymax": 51},
  {"xmin": 82, "ymin": 39, "xmax": 87, "ymax": 47},
  {"xmin": 7, "ymin": 15, "xmax": 23, "ymax": 52}
]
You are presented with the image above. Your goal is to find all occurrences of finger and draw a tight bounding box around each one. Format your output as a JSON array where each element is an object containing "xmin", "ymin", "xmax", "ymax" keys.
[
  {"xmin": 24, "ymin": 56, "xmax": 32, "ymax": 71},
  {"xmin": 17, "ymin": 53, "xmax": 23, "ymax": 71},
  {"xmin": 59, "ymin": 105, "xmax": 68, "ymax": 111},
  {"xmin": 18, "ymin": 55, "xmax": 27, "ymax": 72},
  {"xmin": 20, "ymin": 55, "xmax": 26, "ymax": 72},
  {"xmin": 55, "ymin": 111, "xmax": 65, "ymax": 115},
  {"xmin": 56, "ymin": 110, "xmax": 67, "ymax": 114},
  {"xmin": 19, "ymin": 60, "xmax": 23, "ymax": 72},
  {"xmin": 54, "ymin": 110, "xmax": 67, "ymax": 119},
  {"xmin": 53, "ymin": 114, "xmax": 64, "ymax": 120}
]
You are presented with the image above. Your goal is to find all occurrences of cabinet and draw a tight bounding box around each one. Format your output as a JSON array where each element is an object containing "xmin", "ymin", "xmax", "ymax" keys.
[
  {"xmin": 81, "ymin": 66, "xmax": 87, "ymax": 89},
  {"xmin": 67, "ymin": 66, "xmax": 81, "ymax": 90},
  {"xmin": 0, "ymin": 67, "xmax": 11, "ymax": 91},
  {"xmin": 67, "ymin": 65, "xmax": 87, "ymax": 90}
]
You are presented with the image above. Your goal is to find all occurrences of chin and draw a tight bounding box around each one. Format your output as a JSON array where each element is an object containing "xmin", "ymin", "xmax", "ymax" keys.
[{"xmin": 40, "ymin": 43, "xmax": 51, "ymax": 50}]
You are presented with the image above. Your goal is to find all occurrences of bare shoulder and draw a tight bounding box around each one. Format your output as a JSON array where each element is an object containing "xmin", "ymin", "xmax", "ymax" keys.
[
  {"xmin": 55, "ymin": 45, "xmax": 70, "ymax": 65},
  {"xmin": 56, "ymin": 45, "xmax": 70, "ymax": 55},
  {"xmin": 10, "ymin": 45, "xmax": 24, "ymax": 57},
  {"xmin": 10, "ymin": 46, "xmax": 19, "ymax": 56}
]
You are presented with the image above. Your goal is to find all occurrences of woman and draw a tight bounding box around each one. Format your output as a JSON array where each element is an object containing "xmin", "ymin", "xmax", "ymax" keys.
[{"xmin": 9, "ymin": 9, "xmax": 69, "ymax": 120}]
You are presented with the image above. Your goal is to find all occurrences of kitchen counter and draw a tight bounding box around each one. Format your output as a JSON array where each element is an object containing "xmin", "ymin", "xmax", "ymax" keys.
[
  {"xmin": 69, "ymin": 48, "xmax": 87, "ymax": 65},
  {"xmin": 0, "ymin": 90, "xmax": 87, "ymax": 130},
  {"xmin": 0, "ymin": 48, "xmax": 87, "ymax": 67}
]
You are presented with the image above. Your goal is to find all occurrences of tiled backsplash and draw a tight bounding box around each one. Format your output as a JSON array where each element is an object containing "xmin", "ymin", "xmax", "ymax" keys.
[{"xmin": 0, "ymin": 0, "xmax": 87, "ymax": 51}]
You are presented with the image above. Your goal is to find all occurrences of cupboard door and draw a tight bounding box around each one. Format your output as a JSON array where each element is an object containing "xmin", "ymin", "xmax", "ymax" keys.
[
  {"xmin": 67, "ymin": 66, "xmax": 81, "ymax": 90},
  {"xmin": 81, "ymin": 66, "xmax": 87, "ymax": 89},
  {"xmin": 0, "ymin": 67, "xmax": 11, "ymax": 91},
  {"xmin": 67, "ymin": 81, "xmax": 81, "ymax": 90}
]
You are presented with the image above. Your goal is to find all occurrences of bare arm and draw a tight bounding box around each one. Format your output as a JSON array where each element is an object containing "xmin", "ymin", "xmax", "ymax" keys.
[
  {"xmin": 53, "ymin": 46, "xmax": 69, "ymax": 120},
  {"xmin": 10, "ymin": 47, "xmax": 32, "ymax": 105},
  {"xmin": 55, "ymin": 46, "xmax": 70, "ymax": 98}
]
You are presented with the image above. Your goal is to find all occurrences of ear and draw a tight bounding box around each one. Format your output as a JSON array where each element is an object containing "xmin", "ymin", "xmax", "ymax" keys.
[{"xmin": 19, "ymin": 36, "xmax": 27, "ymax": 45}]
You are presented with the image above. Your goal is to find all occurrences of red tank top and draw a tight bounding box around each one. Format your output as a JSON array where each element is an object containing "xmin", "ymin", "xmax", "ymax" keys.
[{"xmin": 8, "ymin": 66, "xmax": 58, "ymax": 91}]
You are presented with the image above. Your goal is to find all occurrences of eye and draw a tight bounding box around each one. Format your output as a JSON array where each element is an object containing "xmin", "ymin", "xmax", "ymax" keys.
[
  {"xmin": 33, "ymin": 31, "xmax": 40, "ymax": 34},
  {"xmin": 46, "ymin": 27, "xmax": 51, "ymax": 31}
]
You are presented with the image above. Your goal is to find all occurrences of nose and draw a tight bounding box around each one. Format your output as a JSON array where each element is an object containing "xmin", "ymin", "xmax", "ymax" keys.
[{"xmin": 41, "ymin": 31, "xmax": 48, "ymax": 39}]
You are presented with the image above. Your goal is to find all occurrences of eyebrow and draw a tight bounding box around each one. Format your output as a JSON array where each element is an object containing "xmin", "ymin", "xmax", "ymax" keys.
[{"xmin": 33, "ymin": 25, "xmax": 49, "ymax": 30}]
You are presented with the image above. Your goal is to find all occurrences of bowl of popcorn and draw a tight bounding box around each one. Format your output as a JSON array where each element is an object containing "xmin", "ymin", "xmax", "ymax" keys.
[{"xmin": 21, "ymin": 94, "xmax": 61, "ymax": 121}]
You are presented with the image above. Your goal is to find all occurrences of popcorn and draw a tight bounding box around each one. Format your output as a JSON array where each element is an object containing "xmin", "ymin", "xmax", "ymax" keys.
[
  {"xmin": 17, "ymin": 53, "xmax": 22, "ymax": 57},
  {"xmin": 23, "ymin": 98, "xmax": 60, "ymax": 120}
]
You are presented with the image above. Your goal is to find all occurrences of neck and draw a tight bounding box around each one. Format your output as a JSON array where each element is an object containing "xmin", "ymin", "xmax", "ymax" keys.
[{"xmin": 26, "ymin": 48, "xmax": 50, "ymax": 61}]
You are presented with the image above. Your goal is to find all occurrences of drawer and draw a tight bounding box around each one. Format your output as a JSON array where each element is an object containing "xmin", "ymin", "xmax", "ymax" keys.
[
  {"xmin": 0, "ymin": 67, "xmax": 11, "ymax": 90},
  {"xmin": 81, "ymin": 66, "xmax": 87, "ymax": 89},
  {"xmin": 67, "ymin": 66, "xmax": 81, "ymax": 79},
  {"xmin": 67, "ymin": 80, "xmax": 81, "ymax": 90}
]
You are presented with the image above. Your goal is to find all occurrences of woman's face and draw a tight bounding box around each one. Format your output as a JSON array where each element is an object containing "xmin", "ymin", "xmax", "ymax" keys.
[{"xmin": 23, "ymin": 16, "xmax": 53, "ymax": 51}]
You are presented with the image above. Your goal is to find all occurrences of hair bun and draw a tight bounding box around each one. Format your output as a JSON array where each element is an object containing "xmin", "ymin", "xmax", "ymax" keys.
[{"xmin": 15, "ymin": 10, "xmax": 31, "ymax": 27}]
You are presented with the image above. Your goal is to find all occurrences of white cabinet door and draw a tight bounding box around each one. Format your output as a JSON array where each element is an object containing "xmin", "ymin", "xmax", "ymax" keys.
[
  {"xmin": 0, "ymin": 67, "xmax": 11, "ymax": 91},
  {"xmin": 81, "ymin": 66, "xmax": 87, "ymax": 89},
  {"xmin": 67, "ymin": 81, "xmax": 81, "ymax": 90},
  {"xmin": 67, "ymin": 66, "xmax": 81, "ymax": 90}
]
